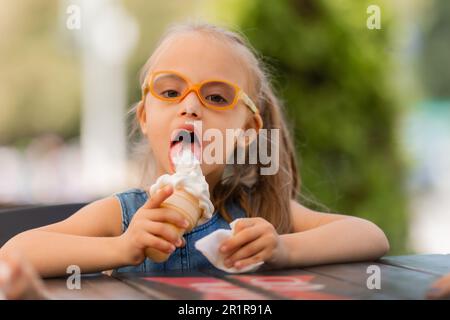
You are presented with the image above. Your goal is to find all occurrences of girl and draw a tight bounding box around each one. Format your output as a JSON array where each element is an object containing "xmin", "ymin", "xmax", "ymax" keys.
[{"xmin": 0, "ymin": 22, "xmax": 389, "ymax": 278}]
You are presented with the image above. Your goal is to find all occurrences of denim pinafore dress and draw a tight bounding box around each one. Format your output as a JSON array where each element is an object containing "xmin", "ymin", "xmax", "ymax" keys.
[{"xmin": 113, "ymin": 188, "xmax": 246, "ymax": 272}]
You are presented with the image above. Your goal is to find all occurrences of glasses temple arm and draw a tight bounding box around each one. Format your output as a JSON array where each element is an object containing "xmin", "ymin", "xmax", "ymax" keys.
[{"xmin": 240, "ymin": 92, "xmax": 259, "ymax": 114}]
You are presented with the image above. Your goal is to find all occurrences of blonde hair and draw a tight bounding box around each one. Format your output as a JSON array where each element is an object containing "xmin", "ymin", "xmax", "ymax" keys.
[{"xmin": 128, "ymin": 22, "xmax": 299, "ymax": 234}]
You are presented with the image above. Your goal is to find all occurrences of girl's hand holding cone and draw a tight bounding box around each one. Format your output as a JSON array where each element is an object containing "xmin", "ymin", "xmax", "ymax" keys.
[{"xmin": 118, "ymin": 185, "xmax": 188, "ymax": 266}]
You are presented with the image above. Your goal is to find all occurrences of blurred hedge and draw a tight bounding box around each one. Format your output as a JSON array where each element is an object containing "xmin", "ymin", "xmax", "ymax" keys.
[
  {"xmin": 419, "ymin": 0, "xmax": 450, "ymax": 98},
  {"xmin": 235, "ymin": 0, "xmax": 408, "ymax": 253},
  {"xmin": 0, "ymin": 0, "xmax": 80, "ymax": 146}
]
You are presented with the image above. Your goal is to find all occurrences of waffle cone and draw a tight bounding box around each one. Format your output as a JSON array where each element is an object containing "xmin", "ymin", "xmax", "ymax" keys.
[{"xmin": 145, "ymin": 189, "xmax": 202, "ymax": 263}]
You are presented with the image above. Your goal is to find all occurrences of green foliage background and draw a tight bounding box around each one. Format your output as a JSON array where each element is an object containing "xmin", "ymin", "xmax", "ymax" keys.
[
  {"xmin": 230, "ymin": 0, "xmax": 409, "ymax": 253},
  {"xmin": 419, "ymin": 0, "xmax": 450, "ymax": 98}
]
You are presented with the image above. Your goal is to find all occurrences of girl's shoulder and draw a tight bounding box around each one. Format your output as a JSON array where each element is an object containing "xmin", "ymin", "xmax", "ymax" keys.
[
  {"xmin": 113, "ymin": 188, "xmax": 149, "ymax": 211},
  {"xmin": 114, "ymin": 187, "xmax": 148, "ymax": 196},
  {"xmin": 113, "ymin": 188, "xmax": 149, "ymax": 232}
]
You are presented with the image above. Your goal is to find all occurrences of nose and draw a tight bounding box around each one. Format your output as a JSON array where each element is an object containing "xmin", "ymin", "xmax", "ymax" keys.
[{"xmin": 177, "ymin": 90, "xmax": 203, "ymax": 118}]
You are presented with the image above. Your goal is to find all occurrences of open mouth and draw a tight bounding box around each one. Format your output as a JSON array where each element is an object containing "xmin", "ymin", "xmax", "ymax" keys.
[{"xmin": 169, "ymin": 128, "xmax": 202, "ymax": 170}]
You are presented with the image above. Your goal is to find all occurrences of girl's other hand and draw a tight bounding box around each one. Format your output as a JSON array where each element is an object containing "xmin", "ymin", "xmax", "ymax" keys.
[
  {"xmin": 0, "ymin": 251, "xmax": 48, "ymax": 300},
  {"xmin": 118, "ymin": 185, "xmax": 189, "ymax": 266},
  {"xmin": 219, "ymin": 217, "xmax": 289, "ymax": 270},
  {"xmin": 427, "ymin": 273, "xmax": 450, "ymax": 299}
]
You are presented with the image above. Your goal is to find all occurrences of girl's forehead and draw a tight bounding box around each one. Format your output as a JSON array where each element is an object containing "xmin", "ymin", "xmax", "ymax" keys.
[{"xmin": 151, "ymin": 32, "xmax": 248, "ymax": 88}]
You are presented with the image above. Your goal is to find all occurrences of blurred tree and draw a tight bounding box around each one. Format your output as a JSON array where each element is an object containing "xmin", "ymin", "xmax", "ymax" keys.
[
  {"xmin": 419, "ymin": 0, "xmax": 450, "ymax": 98},
  {"xmin": 0, "ymin": 0, "xmax": 189, "ymax": 147},
  {"xmin": 231, "ymin": 0, "xmax": 408, "ymax": 253},
  {"xmin": 123, "ymin": 0, "xmax": 193, "ymax": 139},
  {"xmin": 0, "ymin": 0, "xmax": 80, "ymax": 146}
]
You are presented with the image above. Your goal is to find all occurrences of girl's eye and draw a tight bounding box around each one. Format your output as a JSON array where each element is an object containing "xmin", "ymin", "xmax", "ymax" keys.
[
  {"xmin": 206, "ymin": 94, "xmax": 227, "ymax": 104},
  {"xmin": 161, "ymin": 90, "xmax": 181, "ymax": 98}
]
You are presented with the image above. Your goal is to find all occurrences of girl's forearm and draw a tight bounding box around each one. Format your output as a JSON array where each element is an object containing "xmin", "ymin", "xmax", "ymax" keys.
[
  {"xmin": 279, "ymin": 218, "xmax": 389, "ymax": 268},
  {"xmin": 0, "ymin": 231, "xmax": 126, "ymax": 278}
]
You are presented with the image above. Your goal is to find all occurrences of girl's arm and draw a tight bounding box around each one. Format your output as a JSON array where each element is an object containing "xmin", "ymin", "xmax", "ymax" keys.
[
  {"xmin": 0, "ymin": 197, "xmax": 126, "ymax": 278},
  {"xmin": 0, "ymin": 186, "xmax": 188, "ymax": 278},
  {"xmin": 220, "ymin": 200, "xmax": 390, "ymax": 270},
  {"xmin": 279, "ymin": 200, "xmax": 390, "ymax": 267}
]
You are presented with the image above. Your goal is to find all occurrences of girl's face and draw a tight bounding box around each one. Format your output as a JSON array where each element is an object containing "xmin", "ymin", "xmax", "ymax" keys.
[{"xmin": 138, "ymin": 32, "xmax": 260, "ymax": 187}]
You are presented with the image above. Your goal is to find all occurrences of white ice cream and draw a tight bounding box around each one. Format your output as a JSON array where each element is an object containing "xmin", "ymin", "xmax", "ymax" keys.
[{"xmin": 149, "ymin": 146, "xmax": 214, "ymax": 225}]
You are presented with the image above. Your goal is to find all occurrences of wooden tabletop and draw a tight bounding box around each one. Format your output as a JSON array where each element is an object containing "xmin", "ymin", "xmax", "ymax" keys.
[{"xmin": 42, "ymin": 254, "xmax": 450, "ymax": 300}]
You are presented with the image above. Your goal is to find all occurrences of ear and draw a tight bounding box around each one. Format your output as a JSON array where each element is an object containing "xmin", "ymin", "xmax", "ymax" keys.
[
  {"xmin": 237, "ymin": 112, "xmax": 263, "ymax": 148},
  {"xmin": 136, "ymin": 101, "xmax": 147, "ymax": 135},
  {"xmin": 253, "ymin": 112, "xmax": 263, "ymax": 133}
]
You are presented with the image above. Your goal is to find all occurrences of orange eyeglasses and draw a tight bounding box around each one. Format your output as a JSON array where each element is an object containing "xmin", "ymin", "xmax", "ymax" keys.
[{"xmin": 141, "ymin": 70, "xmax": 259, "ymax": 114}]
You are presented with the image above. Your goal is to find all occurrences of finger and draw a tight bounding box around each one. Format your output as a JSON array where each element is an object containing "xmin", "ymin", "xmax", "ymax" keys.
[
  {"xmin": 427, "ymin": 285, "xmax": 450, "ymax": 300},
  {"xmin": 1, "ymin": 258, "xmax": 27, "ymax": 300},
  {"xmin": 432, "ymin": 273, "xmax": 450, "ymax": 287},
  {"xmin": 144, "ymin": 208, "xmax": 190, "ymax": 229},
  {"xmin": 4, "ymin": 273, "xmax": 29, "ymax": 300},
  {"xmin": 174, "ymin": 237, "xmax": 185, "ymax": 248},
  {"xmin": 0, "ymin": 254, "xmax": 21, "ymax": 298},
  {"xmin": 427, "ymin": 275, "xmax": 450, "ymax": 299},
  {"xmin": 220, "ymin": 224, "xmax": 262, "ymax": 254},
  {"xmin": 233, "ymin": 252, "xmax": 266, "ymax": 270},
  {"xmin": 141, "ymin": 233, "xmax": 176, "ymax": 254},
  {"xmin": 233, "ymin": 218, "xmax": 257, "ymax": 234},
  {"xmin": 0, "ymin": 261, "xmax": 12, "ymax": 294},
  {"xmin": 0, "ymin": 252, "xmax": 47, "ymax": 300},
  {"xmin": 224, "ymin": 239, "xmax": 267, "ymax": 268},
  {"xmin": 142, "ymin": 185, "xmax": 173, "ymax": 209},
  {"xmin": 143, "ymin": 221, "xmax": 181, "ymax": 245},
  {"xmin": 20, "ymin": 259, "xmax": 47, "ymax": 299},
  {"xmin": 3, "ymin": 255, "xmax": 23, "ymax": 282}
]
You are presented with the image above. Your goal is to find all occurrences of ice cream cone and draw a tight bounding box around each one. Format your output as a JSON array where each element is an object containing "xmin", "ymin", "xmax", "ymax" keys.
[
  {"xmin": 145, "ymin": 146, "xmax": 214, "ymax": 263},
  {"xmin": 145, "ymin": 189, "xmax": 203, "ymax": 262}
]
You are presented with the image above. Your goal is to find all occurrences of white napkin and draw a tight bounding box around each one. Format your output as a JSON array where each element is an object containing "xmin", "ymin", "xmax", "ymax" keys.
[{"xmin": 195, "ymin": 219, "xmax": 264, "ymax": 273}]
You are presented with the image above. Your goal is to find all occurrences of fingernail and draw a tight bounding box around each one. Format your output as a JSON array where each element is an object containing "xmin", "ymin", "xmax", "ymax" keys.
[
  {"xmin": 234, "ymin": 261, "xmax": 242, "ymax": 269},
  {"xmin": 220, "ymin": 246, "xmax": 227, "ymax": 253},
  {"xmin": 176, "ymin": 239, "xmax": 182, "ymax": 246},
  {"xmin": 183, "ymin": 220, "xmax": 189, "ymax": 228},
  {"xmin": 0, "ymin": 262, "xmax": 11, "ymax": 283},
  {"xmin": 0, "ymin": 262, "xmax": 11, "ymax": 295}
]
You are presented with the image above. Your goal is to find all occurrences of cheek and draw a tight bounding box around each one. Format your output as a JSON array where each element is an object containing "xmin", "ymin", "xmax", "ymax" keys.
[
  {"xmin": 144, "ymin": 97, "xmax": 171, "ymax": 129},
  {"xmin": 206, "ymin": 111, "xmax": 248, "ymax": 160},
  {"xmin": 144, "ymin": 105, "xmax": 171, "ymax": 150},
  {"xmin": 212, "ymin": 108, "xmax": 248, "ymax": 131}
]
